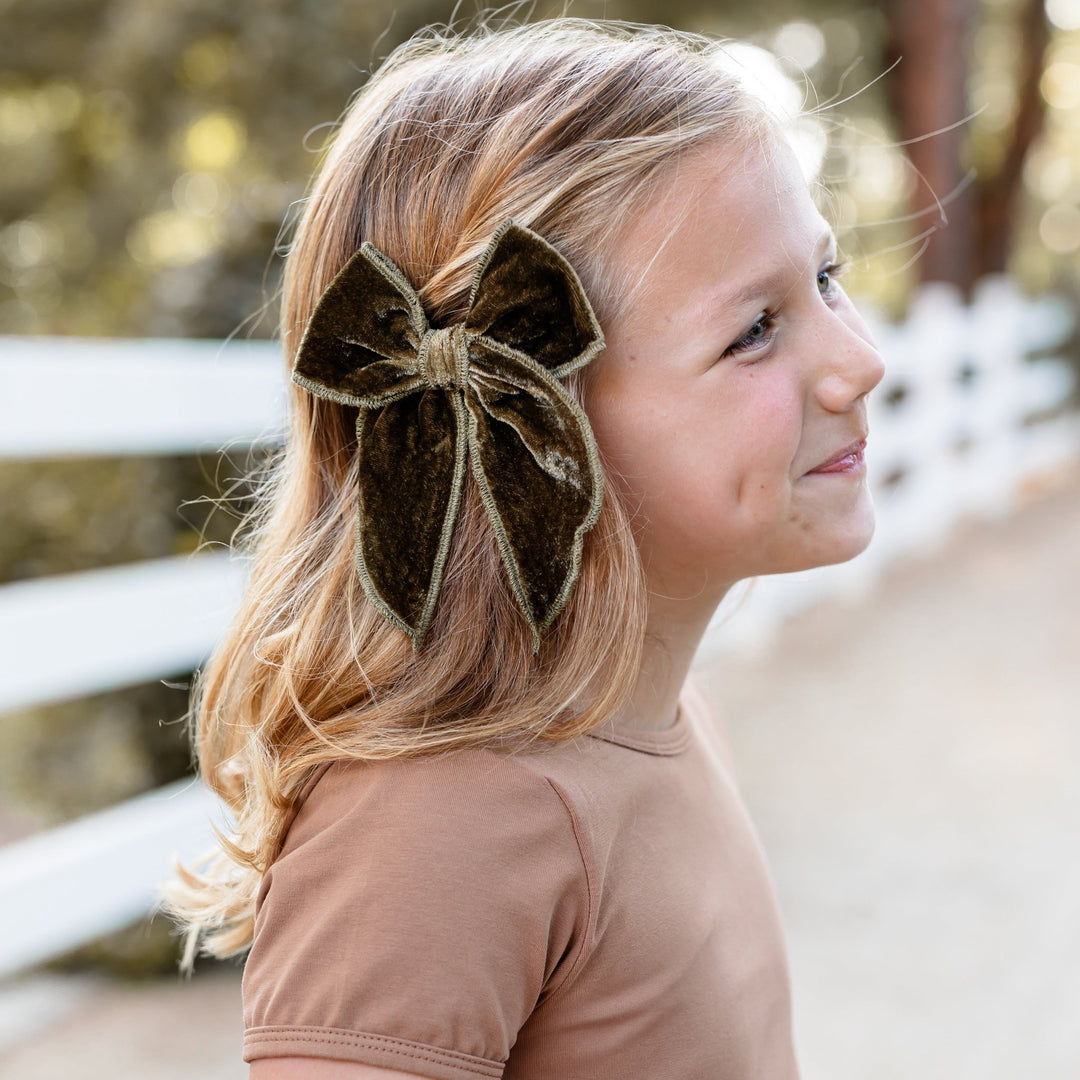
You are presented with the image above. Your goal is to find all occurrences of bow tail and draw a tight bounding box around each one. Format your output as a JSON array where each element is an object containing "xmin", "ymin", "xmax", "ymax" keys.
[
  {"xmin": 465, "ymin": 354, "xmax": 603, "ymax": 651},
  {"xmin": 355, "ymin": 389, "xmax": 468, "ymax": 646}
]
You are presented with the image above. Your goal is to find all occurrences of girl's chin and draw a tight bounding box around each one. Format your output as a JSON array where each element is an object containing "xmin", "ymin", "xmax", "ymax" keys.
[
  {"xmin": 758, "ymin": 501, "xmax": 878, "ymax": 576},
  {"xmin": 798, "ymin": 506, "xmax": 877, "ymax": 570},
  {"xmin": 815, "ymin": 525, "xmax": 875, "ymax": 568},
  {"xmin": 644, "ymin": 498, "xmax": 878, "ymax": 590}
]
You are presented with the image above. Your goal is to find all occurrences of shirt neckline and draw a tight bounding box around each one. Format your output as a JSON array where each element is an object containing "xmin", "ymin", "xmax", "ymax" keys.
[{"xmin": 584, "ymin": 698, "xmax": 693, "ymax": 756}]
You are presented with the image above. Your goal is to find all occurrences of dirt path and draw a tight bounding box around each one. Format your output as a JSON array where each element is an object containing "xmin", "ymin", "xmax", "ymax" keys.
[{"xmin": 3, "ymin": 469, "xmax": 1077, "ymax": 1079}]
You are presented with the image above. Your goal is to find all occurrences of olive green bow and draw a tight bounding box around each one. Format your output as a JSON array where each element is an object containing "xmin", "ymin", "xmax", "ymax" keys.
[{"xmin": 291, "ymin": 219, "xmax": 605, "ymax": 649}]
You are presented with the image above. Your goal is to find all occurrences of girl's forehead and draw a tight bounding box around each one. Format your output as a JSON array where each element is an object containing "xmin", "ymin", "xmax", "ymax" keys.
[
  {"xmin": 606, "ymin": 138, "xmax": 830, "ymax": 317},
  {"xmin": 659, "ymin": 136, "xmax": 813, "ymax": 233}
]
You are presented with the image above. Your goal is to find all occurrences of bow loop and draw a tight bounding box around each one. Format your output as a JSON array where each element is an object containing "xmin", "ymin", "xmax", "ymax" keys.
[
  {"xmin": 466, "ymin": 221, "xmax": 605, "ymax": 377},
  {"xmin": 290, "ymin": 219, "xmax": 605, "ymax": 648}
]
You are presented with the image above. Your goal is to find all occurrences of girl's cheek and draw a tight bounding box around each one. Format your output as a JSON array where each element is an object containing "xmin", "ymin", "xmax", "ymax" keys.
[{"xmin": 591, "ymin": 383, "xmax": 677, "ymax": 471}]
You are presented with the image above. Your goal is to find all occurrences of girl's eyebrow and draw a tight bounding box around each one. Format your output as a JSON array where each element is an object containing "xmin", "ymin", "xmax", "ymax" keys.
[{"xmin": 703, "ymin": 228, "xmax": 837, "ymax": 321}]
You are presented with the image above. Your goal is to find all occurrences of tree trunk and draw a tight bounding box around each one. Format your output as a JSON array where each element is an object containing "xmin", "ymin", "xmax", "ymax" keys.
[
  {"xmin": 883, "ymin": 0, "xmax": 981, "ymax": 289},
  {"xmin": 976, "ymin": 0, "xmax": 1050, "ymax": 274}
]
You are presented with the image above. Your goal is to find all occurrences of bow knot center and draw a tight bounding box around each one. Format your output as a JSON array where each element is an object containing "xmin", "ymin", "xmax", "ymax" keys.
[{"xmin": 420, "ymin": 325, "xmax": 468, "ymax": 389}]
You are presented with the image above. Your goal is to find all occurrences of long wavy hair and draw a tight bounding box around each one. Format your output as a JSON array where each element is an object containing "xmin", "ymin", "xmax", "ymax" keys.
[{"xmin": 166, "ymin": 15, "xmax": 774, "ymax": 964}]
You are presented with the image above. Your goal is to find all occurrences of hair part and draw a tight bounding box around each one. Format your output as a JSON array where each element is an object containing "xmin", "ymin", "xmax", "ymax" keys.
[{"xmin": 165, "ymin": 14, "xmax": 775, "ymax": 966}]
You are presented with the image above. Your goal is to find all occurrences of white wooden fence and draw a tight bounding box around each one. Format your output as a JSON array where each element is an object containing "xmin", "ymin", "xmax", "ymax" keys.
[{"xmin": 0, "ymin": 275, "xmax": 1076, "ymax": 980}]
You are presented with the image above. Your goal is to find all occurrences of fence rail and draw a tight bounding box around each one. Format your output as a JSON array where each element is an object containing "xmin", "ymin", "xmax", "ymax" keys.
[
  {"xmin": 0, "ymin": 335, "xmax": 286, "ymax": 458},
  {"xmin": 0, "ymin": 553, "xmax": 244, "ymax": 713},
  {"xmin": 0, "ymin": 780, "xmax": 219, "ymax": 978},
  {"xmin": 0, "ymin": 275, "xmax": 1077, "ymax": 979}
]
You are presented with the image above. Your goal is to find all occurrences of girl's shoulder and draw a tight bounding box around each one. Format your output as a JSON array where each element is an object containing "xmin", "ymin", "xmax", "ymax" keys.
[
  {"xmin": 280, "ymin": 687, "xmax": 708, "ymax": 858},
  {"xmin": 283, "ymin": 743, "xmax": 582, "ymax": 855},
  {"xmin": 263, "ymin": 742, "xmax": 598, "ymax": 917},
  {"xmin": 270, "ymin": 682, "xmax": 722, "ymax": 890}
]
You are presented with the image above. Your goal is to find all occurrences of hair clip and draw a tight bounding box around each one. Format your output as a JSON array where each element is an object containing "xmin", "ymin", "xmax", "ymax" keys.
[{"xmin": 291, "ymin": 219, "xmax": 605, "ymax": 650}]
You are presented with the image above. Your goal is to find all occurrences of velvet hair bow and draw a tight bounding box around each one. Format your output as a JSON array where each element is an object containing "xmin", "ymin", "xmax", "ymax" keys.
[{"xmin": 290, "ymin": 219, "xmax": 606, "ymax": 649}]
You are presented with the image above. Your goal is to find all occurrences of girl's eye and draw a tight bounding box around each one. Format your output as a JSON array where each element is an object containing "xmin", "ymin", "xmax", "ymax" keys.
[
  {"xmin": 817, "ymin": 261, "xmax": 847, "ymax": 297},
  {"xmin": 721, "ymin": 313, "xmax": 776, "ymax": 359}
]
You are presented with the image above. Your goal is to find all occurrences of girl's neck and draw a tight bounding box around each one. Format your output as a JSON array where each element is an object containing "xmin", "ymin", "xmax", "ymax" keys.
[{"xmin": 609, "ymin": 592, "xmax": 722, "ymax": 733}]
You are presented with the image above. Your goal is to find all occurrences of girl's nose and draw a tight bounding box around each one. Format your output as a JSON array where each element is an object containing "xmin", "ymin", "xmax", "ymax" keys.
[{"xmin": 812, "ymin": 310, "xmax": 885, "ymax": 413}]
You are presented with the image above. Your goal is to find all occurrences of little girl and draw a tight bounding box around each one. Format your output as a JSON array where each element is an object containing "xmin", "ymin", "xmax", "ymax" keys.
[{"xmin": 169, "ymin": 16, "xmax": 884, "ymax": 1080}]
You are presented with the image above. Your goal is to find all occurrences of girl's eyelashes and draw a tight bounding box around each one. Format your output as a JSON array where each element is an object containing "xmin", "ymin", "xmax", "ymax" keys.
[
  {"xmin": 722, "ymin": 312, "xmax": 776, "ymax": 359},
  {"xmin": 719, "ymin": 259, "xmax": 848, "ymax": 363},
  {"xmin": 817, "ymin": 260, "xmax": 848, "ymax": 297}
]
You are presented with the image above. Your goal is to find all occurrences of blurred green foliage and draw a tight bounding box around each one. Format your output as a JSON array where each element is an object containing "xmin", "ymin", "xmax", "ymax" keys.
[
  {"xmin": 0, "ymin": 452, "xmax": 243, "ymax": 578},
  {"xmin": 0, "ymin": 0, "xmax": 464, "ymax": 336},
  {"xmin": 0, "ymin": 680, "xmax": 192, "ymax": 823}
]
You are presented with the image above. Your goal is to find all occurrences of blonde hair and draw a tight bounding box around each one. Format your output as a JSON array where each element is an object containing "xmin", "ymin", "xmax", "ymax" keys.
[{"xmin": 166, "ymin": 15, "xmax": 774, "ymax": 965}]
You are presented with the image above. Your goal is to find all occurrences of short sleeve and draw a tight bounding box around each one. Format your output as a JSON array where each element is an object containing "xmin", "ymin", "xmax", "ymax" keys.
[{"xmin": 241, "ymin": 750, "xmax": 590, "ymax": 1078}]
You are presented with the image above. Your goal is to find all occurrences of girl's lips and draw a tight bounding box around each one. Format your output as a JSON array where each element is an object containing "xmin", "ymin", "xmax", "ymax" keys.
[{"xmin": 806, "ymin": 438, "xmax": 866, "ymax": 475}]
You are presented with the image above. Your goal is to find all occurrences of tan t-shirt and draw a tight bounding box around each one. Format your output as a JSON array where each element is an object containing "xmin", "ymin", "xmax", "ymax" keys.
[{"xmin": 242, "ymin": 682, "xmax": 799, "ymax": 1079}]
